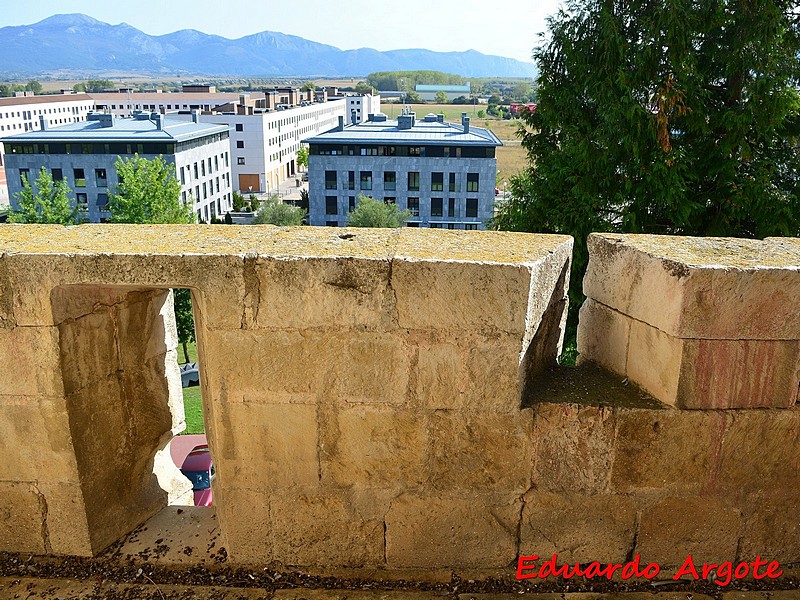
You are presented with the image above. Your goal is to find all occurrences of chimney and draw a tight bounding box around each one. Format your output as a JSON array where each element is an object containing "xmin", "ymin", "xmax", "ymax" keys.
[
  {"xmin": 437, "ymin": 114, "xmax": 444, "ymax": 123},
  {"xmin": 462, "ymin": 112, "xmax": 470, "ymax": 134},
  {"xmin": 192, "ymin": 110, "xmax": 200, "ymax": 124},
  {"xmin": 39, "ymin": 116, "xmax": 48, "ymax": 130},
  {"xmin": 154, "ymin": 114, "xmax": 164, "ymax": 130},
  {"xmin": 398, "ymin": 114, "xmax": 414, "ymax": 130},
  {"xmin": 338, "ymin": 115, "xmax": 345, "ymax": 131},
  {"xmin": 351, "ymin": 109, "xmax": 358, "ymax": 125},
  {"xmin": 367, "ymin": 113, "xmax": 374, "ymax": 122}
]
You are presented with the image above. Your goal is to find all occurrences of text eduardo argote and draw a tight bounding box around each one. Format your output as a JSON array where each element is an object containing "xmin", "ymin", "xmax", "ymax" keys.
[{"xmin": 516, "ymin": 553, "xmax": 783, "ymax": 587}]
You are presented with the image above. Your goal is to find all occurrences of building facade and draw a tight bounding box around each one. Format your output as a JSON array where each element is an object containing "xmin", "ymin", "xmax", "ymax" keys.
[
  {"xmin": 2, "ymin": 112, "xmax": 231, "ymax": 223},
  {"xmin": 304, "ymin": 111, "xmax": 501, "ymax": 229}
]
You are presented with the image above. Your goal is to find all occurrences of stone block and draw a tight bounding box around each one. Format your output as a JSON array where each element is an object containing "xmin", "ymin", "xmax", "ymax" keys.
[
  {"xmin": 625, "ymin": 319, "xmax": 683, "ymax": 407},
  {"xmin": 576, "ymin": 299, "xmax": 631, "ymax": 375},
  {"xmin": 678, "ymin": 338, "xmax": 800, "ymax": 409},
  {"xmin": 430, "ymin": 411, "xmax": 533, "ymax": 493},
  {"xmin": 532, "ymin": 404, "xmax": 615, "ymax": 494},
  {"xmin": 714, "ymin": 409, "xmax": 800, "ymax": 500},
  {"xmin": 415, "ymin": 341, "xmax": 465, "ymax": 410},
  {"xmin": 216, "ymin": 486, "xmax": 273, "ymax": 564},
  {"xmin": 58, "ymin": 307, "xmax": 120, "ymax": 395},
  {"xmin": 465, "ymin": 336, "xmax": 525, "ymax": 412},
  {"xmin": 385, "ymin": 494, "xmax": 519, "ymax": 568},
  {"xmin": 636, "ymin": 496, "xmax": 740, "ymax": 567},
  {"xmin": 213, "ymin": 402, "xmax": 318, "ymax": 489},
  {"xmin": 0, "ymin": 397, "xmax": 79, "ymax": 483},
  {"xmin": 254, "ymin": 257, "xmax": 393, "ymax": 330},
  {"xmin": 0, "ymin": 326, "xmax": 62, "ymax": 397},
  {"xmin": 323, "ymin": 406, "xmax": 428, "ymax": 489},
  {"xmin": 37, "ymin": 482, "xmax": 93, "ymax": 556},
  {"xmin": 519, "ymin": 492, "xmax": 636, "ymax": 564},
  {"xmin": 738, "ymin": 494, "xmax": 800, "ymax": 565},
  {"xmin": 611, "ymin": 409, "xmax": 720, "ymax": 494},
  {"xmin": 0, "ymin": 482, "xmax": 47, "ymax": 554},
  {"xmin": 270, "ymin": 492, "xmax": 384, "ymax": 567},
  {"xmin": 392, "ymin": 259, "xmax": 533, "ymax": 335},
  {"xmin": 204, "ymin": 329, "xmax": 410, "ymax": 405},
  {"xmin": 584, "ymin": 233, "xmax": 800, "ymax": 340},
  {"xmin": 0, "ymin": 254, "xmax": 14, "ymax": 328}
]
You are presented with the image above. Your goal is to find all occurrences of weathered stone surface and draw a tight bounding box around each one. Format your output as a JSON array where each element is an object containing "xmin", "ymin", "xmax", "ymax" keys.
[
  {"xmin": 0, "ymin": 253, "xmax": 14, "ymax": 328},
  {"xmin": 385, "ymin": 494, "xmax": 519, "ymax": 568},
  {"xmin": 519, "ymin": 492, "xmax": 636, "ymax": 564},
  {"xmin": 461, "ymin": 595, "xmax": 715, "ymax": 600},
  {"xmin": 714, "ymin": 409, "xmax": 800, "ymax": 499},
  {"xmin": 584, "ymin": 233, "xmax": 800, "ymax": 340},
  {"xmin": 271, "ymin": 492, "xmax": 384, "ymax": 567},
  {"xmin": 415, "ymin": 341, "xmax": 465, "ymax": 410},
  {"xmin": 577, "ymin": 299, "xmax": 631, "ymax": 376},
  {"xmin": 532, "ymin": 404, "xmax": 615, "ymax": 494},
  {"xmin": 213, "ymin": 402, "xmax": 318, "ymax": 489},
  {"xmin": 464, "ymin": 336, "xmax": 525, "ymax": 412},
  {"xmin": 0, "ymin": 326, "xmax": 62, "ymax": 397},
  {"xmin": 204, "ymin": 329, "xmax": 410, "ymax": 405},
  {"xmin": 611, "ymin": 409, "xmax": 721, "ymax": 494},
  {"xmin": 274, "ymin": 592, "xmax": 441, "ymax": 600},
  {"xmin": 323, "ymin": 406, "xmax": 428, "ymax": 489},
  {"xmin": 0, "ymin": 397, "xmax": 78, "ymax": 483},
  {"xmin": 625, "ymin": 319, "xmax": 683, "ymax": 407},
  {"xmin": 678, "ymin": 338, "xmax": 800, "ymax": 409},
  {"xmin": 430, "ymin": 411, "xmax": 533, "ymax": 493},
  {"xmin": 0, "ymin": 482, "xmax": 47, "ymax": 554},
  {"xmin": 636, "ymin": 496, "xmax": 740, "ymax": 567},
  {"xmin": 37, "ymin": 482, "xmax": 93, "ymax": 556},
  {"xmin": 254, "ymin": 257, "xmax": 394, "ymax": 330},
  {"xmin": 738, "ymin": 493, "xmax": 800, "ymax": 564}
]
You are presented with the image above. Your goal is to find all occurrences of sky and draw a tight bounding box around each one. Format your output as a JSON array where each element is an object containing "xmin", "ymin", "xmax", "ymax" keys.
[{"xmin": 0, "ymin": 0, "xmax": 564, "ymax": 64}]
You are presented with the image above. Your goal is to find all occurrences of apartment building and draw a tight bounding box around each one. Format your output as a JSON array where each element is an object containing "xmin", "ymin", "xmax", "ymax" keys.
[
  {"xmin": 2, "ymin": 112, "xmax": 231, "ymax": 223},
  {"xmin": 0, "ymin": 92, "xmax": 96, "ymax": 203},
  {"xmin": 304, "ymin": 111, "xmax": 501, "ymax": 228}
]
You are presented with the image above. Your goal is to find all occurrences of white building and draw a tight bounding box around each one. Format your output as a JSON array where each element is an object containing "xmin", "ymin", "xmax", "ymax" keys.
[
  {"xmin": 2, "ymin": 112, "xmax": 231, "ymax": 223},
  {"xmin": 0, "ymin": 92, "xmax": 96, "ymax": 204}
]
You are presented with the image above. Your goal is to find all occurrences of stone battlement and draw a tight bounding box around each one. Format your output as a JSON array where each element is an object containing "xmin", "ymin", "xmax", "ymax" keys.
[{"xmin": 0, "ymin": 225, "xmax": 797, "ymax": 573}]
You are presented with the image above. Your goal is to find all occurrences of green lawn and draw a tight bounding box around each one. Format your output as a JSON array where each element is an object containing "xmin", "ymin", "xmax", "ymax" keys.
[
  {"xmin": 178, "ymin": 340, "xmax": 198, "ymax": 365},
  {"xmin": 181, "ymin": 386, "xmax": 205, "ymax": 435}
]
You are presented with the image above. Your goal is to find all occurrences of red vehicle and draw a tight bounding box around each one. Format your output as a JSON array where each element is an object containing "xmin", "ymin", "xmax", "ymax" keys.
[{"xmin": 180, "ymin": 444, "xmax": 214, "ymax": 506}]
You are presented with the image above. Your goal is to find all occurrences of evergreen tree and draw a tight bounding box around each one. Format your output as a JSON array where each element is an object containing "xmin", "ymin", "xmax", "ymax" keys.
[
  {"xmin": 494, "ymin": 0, "xmax": 800, "ymax": 335},
  {"xmin": 9, "ymin": 167, "xmax": 78, "ymax": 225}
]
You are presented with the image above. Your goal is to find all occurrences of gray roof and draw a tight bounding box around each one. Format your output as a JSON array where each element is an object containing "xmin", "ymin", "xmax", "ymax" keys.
[
  {"xmin": 416, "ymin": 84, "xmax": 471, "ymax": 93},
  {"xmin": 303, "ymin": 117, "xmax": 502, "ymax": 147},
  {"xmin": 0, "ymin": 115, "xmax": 228, "ymax": 145}
]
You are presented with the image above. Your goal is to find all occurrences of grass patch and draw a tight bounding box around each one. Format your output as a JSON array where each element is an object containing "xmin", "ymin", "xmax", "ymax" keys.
[
  {"xmin": 496, "ymin": 144, "xmax": 529, "ymax": 181},
  {"xmin": 181, "ymin": 386, "xmax": 205, "ymax": 435},
  {"xmin": 178, "ymin": 341, "xmax": 198, "ymax": 365}
]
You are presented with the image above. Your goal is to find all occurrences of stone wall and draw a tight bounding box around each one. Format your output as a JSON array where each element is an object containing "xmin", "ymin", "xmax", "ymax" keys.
[{"xmin": 0, "ymin": 225, "xmax": 797, "ymax": 572}]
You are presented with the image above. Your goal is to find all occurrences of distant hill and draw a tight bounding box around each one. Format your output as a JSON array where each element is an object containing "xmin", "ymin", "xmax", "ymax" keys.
[{"xmin": 0, "ymin": 14, "xmax": 536, "ymax": 78}]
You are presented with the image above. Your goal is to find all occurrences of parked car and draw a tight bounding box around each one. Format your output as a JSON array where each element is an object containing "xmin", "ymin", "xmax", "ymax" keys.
[
  {"xmin": 180, "ymin": 362, "xmax": 199, "ymax": 387},
  {"xmin": 180, "ymin": 444, "xmax": 214, "ymax": 506}
]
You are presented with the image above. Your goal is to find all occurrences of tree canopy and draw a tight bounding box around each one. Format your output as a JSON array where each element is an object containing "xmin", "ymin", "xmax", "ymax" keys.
[
  {"xmin": 252, "ymin": 195, "xmax": 307, "ymax": 225},
  {"xmin": 109, "ymin": 154, "xmax": 194, "ymax": 224},
  {"xmin": 348, "ymin": 195, "xmax": 411, "ymax": 228},
  {"xmin": 494, "ymin": 0, "xmax": 800, "ymax": 336},
  {"xmin": 367, "ymin": 70, "xmax": 466, "ymax": 91},
  {"xmin": 9, "ymin": 167, "xmax": 78, "ymax": 225}
]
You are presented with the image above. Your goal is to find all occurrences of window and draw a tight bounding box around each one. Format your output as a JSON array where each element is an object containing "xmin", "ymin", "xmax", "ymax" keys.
[
  {"xmin": 466, "ymin": 198, "xmax": 478, "ymax": 218},
  {"xmin": 431, "ymin": 172, "xmax": 444, "ymax": 192},
  {"xmin": 448, "ymin": 198, "xmax": 456, "ymax": 217},
  {"xmin": 326, "ymin": 221, "xmax": 339, "ymax": 227},
  {"xmin": 76, "ymin": 193, "xmax": 88, "ymax": 210},
  {"xmin": 430, "ymin": 223, "xmax": 442, "ymax": 229},
  {"xmin": 97, "ymin": 193, "xmax": 109, "ymax": 208},
  {"xmin": 360, "ymin": 146, "xmax": 378, "ymax": 155},
  {"xmin": 467, "ymin": 173, "xmax": 479, "ymax": 193},
  {"xmin": 51, "ymin": 168, "xmax": 63, "ymax": 181},
  {"xmin": 237, "ymin": 157, "xmax": 246, "ymax": 165},
  {"xmin": 465, "ymin": 224, "xmax": 478, "ymax": 230},
  {"xmin": 360, "ymin": 171, "xmax": 372, "ymax": 190},
  {"xmin": 384, "ymin": 171, "xmax": 396, "ymax": 191},
  {"xmin": 384, "ymin": 197, "xmax": 396, "ymax": 205},
  {"xmin": 214, "ymin": 156, "xmax": 219, "ymax": 172},
  {"xmin": 203, "ymin": 183, "xmax": 208, "ymax": 199},
  {"xmin": 447, "ymin": 223, "xmax": 456, "ymax": 230},
  {"xmin": 73, "ymin": 168, "xmax": 86, "ymax": 187},
  {"xmin": 194, "ymin": 163, "xmax": 199, "ymax": 178},
  {"xmin": 325, "ymin": 197, "xmax": 338, "ymax": 215},
  {"xmin": 236, "ymin": 140, "xmax": 245, "ymax": 149},
  {"xmin": 406, "ymin": 222, "xmax": 419, "ymax": 227},
  {"xmin": 235, "ymin": 124, "xmax": 244, "ymax": 132},
  {"xmin": 19, "ymin": 168, "xmax": 30, "ymax": 185},
  {"xmin": 201, "ymin": 161, "xmax": 206, "ymax": 177},
  {"xmin": 180, "ymin": 166, "xmax": 186, "ymax": 185},
  {"xmin": 449, "ymin": 172, "xmax": 460, "ymax": 192},
  {"xmin": 408, "ymin": 172, "xmax": 420, "ymax": 192},
  {"xmin": 95, "ymin": 168, "xmax": 107, "ymax": 187},
  {"xmin": 407, "ymin": 197, "xmax": 419, "ymax": 216},
  {"xmin": 325, "ymin": 171, "xmax": 337, "ymax": 190},
  {"xmin": 431, "ymin": 198, "xmax": 443, "ymax": 217},
  {"xmin": 349, "ymin": 196, "xmax": 356, "ymax": 212},
  {"xmin": 347, "ymin": 171, "xmax": 355, "ymax": 190},
  {"xmin": 408, "ymin": 146, "xmax": 421, "ymax": 156}
]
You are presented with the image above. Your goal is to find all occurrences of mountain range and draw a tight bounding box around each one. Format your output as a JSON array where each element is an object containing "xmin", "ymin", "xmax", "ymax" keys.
[{"xmin": 0, "ymin": 14, "xmax": 536, "ymax": 78}]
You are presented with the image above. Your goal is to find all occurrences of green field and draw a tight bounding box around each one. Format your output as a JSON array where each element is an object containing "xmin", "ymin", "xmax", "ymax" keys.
[{"xmin": 181, "ymin": 386, "xmax": 205, "ymax": 435}]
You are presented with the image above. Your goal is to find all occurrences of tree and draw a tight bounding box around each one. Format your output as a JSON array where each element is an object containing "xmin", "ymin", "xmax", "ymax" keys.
[
  {"xmin": 10, "ymin": 167, "xmax": 78, "ymax": 225},
  {"xmin": 296, "ymin": 146, "xmax": 309, "ymax": 169},
  {"xmin": 174, "ymin": 288, "xmax": 195, "ymax": 363},
  {"xmin": 109, "ymin": 154, "xmax": 193, "ymax": 224},
  {"xmin": 434, "ymin": 90, "xmax": 449, "ymax": 104},
  {"xmin": 348, "ymin": 195, "xmax": 411, "ymax": 228},
  {"xmin": 252, "ymin": 195, "xmax": 306, "ymax": 225},
  {"xmin": 405, "ymin": 91, "xmax": 423, "ymax": 103},
  {"xmin": 301, "ymin": 81, "xmax": 316, "ymax": 91},
  {"xmin": 477, "ymin": 109, "xmax": 487, "ymax": 119},
  {"xmin": 25, "ymin": 80, "xmax": 42, "ymax": 94},
  {"xmin": 232, "ymin": 190, "xmax": 245, "ymax": 211},
  {"xmin": 85, "ymin": 79, "xmax": 116, "ymax": 93},
  {"xmin": 493, "ymin": 0, "xmax": 800, "ymax": 341}
]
